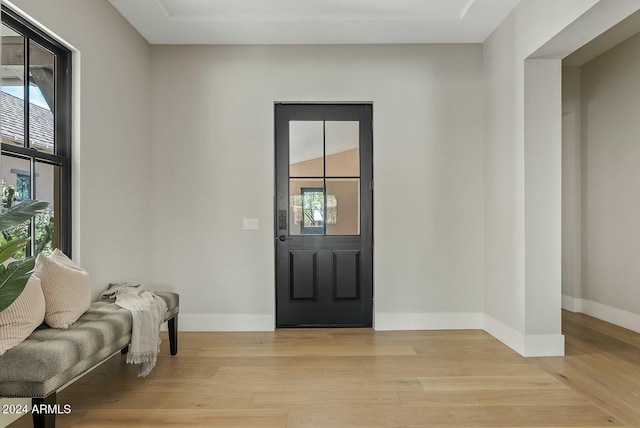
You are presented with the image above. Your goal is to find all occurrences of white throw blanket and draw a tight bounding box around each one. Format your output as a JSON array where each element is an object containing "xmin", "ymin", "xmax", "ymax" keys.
[{"xmin": 101, "ymin": 283, "xmax": 167, "ymax": 377}]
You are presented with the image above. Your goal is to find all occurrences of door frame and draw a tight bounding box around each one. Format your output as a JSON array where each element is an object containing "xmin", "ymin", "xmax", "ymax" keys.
[{"xmin": 274, "ymin": 102, "xmax": 374, "ymax": 328}]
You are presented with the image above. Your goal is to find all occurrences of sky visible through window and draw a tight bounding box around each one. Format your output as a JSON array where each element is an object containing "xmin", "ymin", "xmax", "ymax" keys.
[{"xmin": 1, "ymin": 85, "xmax": 50, "ymax": 110}]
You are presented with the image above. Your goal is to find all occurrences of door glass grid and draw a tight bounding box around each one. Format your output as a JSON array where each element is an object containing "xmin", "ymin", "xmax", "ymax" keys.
[{"xmin": 289, "ymin": 121, "xmax": 360, "ymax": 236}]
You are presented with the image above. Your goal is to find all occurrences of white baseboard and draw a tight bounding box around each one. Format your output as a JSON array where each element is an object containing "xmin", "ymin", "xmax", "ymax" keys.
[
  {"xmin": 562, "ymin": 295, "xmax": 640, "ymax": 334},
  {"xmin": 374, "ymin": 312, "xmax": 483, "ymax": 331},
  {"xmin": 483, "ymin": 314, "xmax": 524, "ymax": 354},
  {"xmin": 179, "ymin": 313, "xmax": 275, "ymax": 331},
  {"xmin": 174, "ymin": 311, "xmax": 567, "ymax": 357},
  {"xmin": 562, "ymin": 294, "xmax": 582, "ymax": 312},
  {"xmin": 179, "ymin": 312, "xmax": 485, "ymax": 332},
  {"xmin": 523, "ymin": 334, "xmax": 565, "ymax": 357},
  {"xmin": 483, "ymin": 315, "xmax": 564, "ymax": 357}
]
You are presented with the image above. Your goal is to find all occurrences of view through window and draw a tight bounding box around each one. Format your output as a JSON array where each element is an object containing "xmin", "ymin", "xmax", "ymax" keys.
[{"xmin": 1, "ymin": 5, "xmax": 72, "ymax": 257}]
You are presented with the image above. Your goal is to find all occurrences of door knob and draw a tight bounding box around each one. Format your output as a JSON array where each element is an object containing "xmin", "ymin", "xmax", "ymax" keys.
[{"xmin": 278, "ymin": 235, "xmax": 287, "ymax": 242}]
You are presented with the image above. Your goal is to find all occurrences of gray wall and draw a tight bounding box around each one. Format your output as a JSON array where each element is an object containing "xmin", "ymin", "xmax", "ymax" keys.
[
  {"xmin": 579, "ymin": 32, "xmax": 640, "ymax": 318},
  {"xmin": 7, "ymin": 0, "xmax": 153, "ymax": 298},
  {"xmin": 482, "ymin": 0, "xmax": 601, "ymax": 355},
  {"xmin": 562, "ymin": 66, "xmax": 582, "ymax": 304},
  {"xmin": 149, "ymin": 44, "xmax": 486, "ymax": 330}
]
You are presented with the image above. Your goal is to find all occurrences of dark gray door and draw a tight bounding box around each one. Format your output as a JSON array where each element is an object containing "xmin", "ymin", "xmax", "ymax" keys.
[{"xmin": 275, "ymin": 104, "xmax": 373, "ymax": 327}]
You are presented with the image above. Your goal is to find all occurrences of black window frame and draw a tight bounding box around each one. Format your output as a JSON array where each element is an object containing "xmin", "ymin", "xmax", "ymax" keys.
[
  {"xmin": 301, "ymin": 187, "xmax": 325, "ymax": 235},
  {"xmin": 1, "ymin": 5, "xmax": 72, "ymax": 257}
]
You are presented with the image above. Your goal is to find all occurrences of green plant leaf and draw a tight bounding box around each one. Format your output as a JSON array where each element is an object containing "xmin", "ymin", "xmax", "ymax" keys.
[
  {"xmin": 0, "ymin": 257, "xmax": 36, "ymax": 313},
  {"xmin": 0, "ymin": 200, "xmax": 49, "ymax": 231},
  {"xmin": 0, "ymin": 239, "xmax": 29, "ymax": 265}
]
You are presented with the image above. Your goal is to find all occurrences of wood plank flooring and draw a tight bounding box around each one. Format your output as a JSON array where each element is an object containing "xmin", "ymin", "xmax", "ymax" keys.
[
  {"xmin": 8, "ymin": 311, "xmax": 638, "ymax": 427},
  {"xmin": 531, "ymin": 311, "xmax": 640, "ymax": 427}
]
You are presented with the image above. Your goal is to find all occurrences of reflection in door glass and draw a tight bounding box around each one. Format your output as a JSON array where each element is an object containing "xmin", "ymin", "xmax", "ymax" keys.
[
  {"xmin": 289, "ymin": 178, "xmax": 323, "ymax": 235},
  {"xmin": 289, "ymin": 121, "xmax": 323, "ymax": 177},
  {"xmin": 301, "ymin": 188, "xmax": 325, "ymax": 235},
  {"xmin": 288, "ymin": 120, "xmax": 362, "ymax": 237},
  {"xmin": 325, "ymin": 121, "xmax": 359, "ymax": 177},
  {"xmin": 326, "ymin": 179, "xmax": 359, "ymax": 235}
]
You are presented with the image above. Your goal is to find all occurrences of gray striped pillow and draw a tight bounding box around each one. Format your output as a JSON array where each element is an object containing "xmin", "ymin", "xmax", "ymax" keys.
[{"xmin": 0, "ymin": 275, "xmax": 45, "ymax": 355}]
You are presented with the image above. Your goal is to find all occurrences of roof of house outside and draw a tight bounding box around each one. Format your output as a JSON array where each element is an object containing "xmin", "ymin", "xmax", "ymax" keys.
[{"xmin": 0, "ymin": 90, "xmax": 53, "ymax": 150}]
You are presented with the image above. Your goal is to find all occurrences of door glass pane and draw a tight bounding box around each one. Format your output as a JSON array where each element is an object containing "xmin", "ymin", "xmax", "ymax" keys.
[
  {"xmin": 29, "ymin": 41, "xmax": 55, "ymax": 153},
  {"xmin": 326, "ymin": 179, "xmax": 360, "ymax": 235},
  {"xmin": 1, "ymin": 24, "xmax": 26, "ymax": 147},
  {"xmin": 34, "ymin": 162, "xmax": 59, "ymax": 255},
  {"xmin": 289, "ymin": 178, "xmax": 324, "ymax": 235},
  {"xmin": 289, "ymin": 121, "xmax": 323, "ymax": 177},
  {"xmin": 325, "ymin": 121, "xmax": 359, "ymax": 177},
  {"xmin": 302, "ymin": 188, "xmax": 325, "ymax": 234}
]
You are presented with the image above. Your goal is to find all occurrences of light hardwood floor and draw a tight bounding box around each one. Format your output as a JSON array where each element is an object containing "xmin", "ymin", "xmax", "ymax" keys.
[{"xmin": 9, "ymin": 311, "xmax": 638, "ymax": 427}]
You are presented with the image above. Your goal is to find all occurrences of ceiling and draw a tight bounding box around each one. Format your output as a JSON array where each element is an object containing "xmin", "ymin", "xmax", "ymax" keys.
[{"xmin": 108, "ymin": 0, "xmax": 522, "ymax": 45}]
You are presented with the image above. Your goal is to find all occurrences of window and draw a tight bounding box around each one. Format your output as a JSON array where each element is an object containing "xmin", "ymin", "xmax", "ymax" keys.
[
  {"xmin": 288, "ymin": 120, "xmax": 360, "ymax": 236},
  {"xmin": 1, "ymin": 5, "xmax": 72, "ymax": 257},
  {"xmin": 301, "ymin": 187, "xmax": 324, "ymax": 234},
  {"xmin": 299, "ymin": 188, "xmax": 338, "ymax": 234},
  {"xmin": 16, "ymin": 173, "xmax": 30, "ymax": 201}
]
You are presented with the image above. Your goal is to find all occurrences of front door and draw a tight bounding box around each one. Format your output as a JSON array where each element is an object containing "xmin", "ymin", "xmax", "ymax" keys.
[{"xmin": 275, "ymin": 104, "xmax": 373, "ymax": 327}]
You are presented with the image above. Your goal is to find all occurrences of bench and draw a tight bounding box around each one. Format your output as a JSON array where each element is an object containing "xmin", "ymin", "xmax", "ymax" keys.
[{"xmin": 0, "ymin": 291, "xmax": 179, "ymax": 428}]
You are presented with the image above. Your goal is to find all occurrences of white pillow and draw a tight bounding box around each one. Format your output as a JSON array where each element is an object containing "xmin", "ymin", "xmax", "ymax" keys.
[
  {"xmin": 34, "ymin": 249, "xmax": 91, "ymax": 329},
  {"xmin": 0, "ymin": 275, "xmax": 45, "ymax": 355}
]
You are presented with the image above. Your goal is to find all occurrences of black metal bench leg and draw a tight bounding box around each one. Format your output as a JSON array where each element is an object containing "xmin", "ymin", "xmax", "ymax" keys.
[
  {"xmin": 168, "ymin": 315, "xmax": 178, "ymax": 355},
  {"xmin": 32, "ymin": 393, "xmax": 56, "ymax": 428}
]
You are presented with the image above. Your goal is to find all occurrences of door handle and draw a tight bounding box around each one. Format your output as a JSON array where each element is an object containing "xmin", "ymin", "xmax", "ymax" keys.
[{"xmin": 278, "ymin": 235, "xmax": 287, "ymax": 242}]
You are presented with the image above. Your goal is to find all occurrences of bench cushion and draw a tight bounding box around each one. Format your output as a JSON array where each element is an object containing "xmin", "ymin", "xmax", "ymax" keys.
[
  {"xmin": 156, "ymin": 292, "xmax": 179, "ymax": 319},
  {"xmin": 0, "ymin": 292, "xmax": 179, "ymax": 398},
  {"xmin": 0, "ymin": 301, "xmax": 131, "ymax": 398}
]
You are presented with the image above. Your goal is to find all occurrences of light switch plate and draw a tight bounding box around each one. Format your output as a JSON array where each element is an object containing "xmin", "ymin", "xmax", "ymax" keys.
[{"xmin": 242, "ymin": 218, "xmax": 259, "ymax": 230}]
